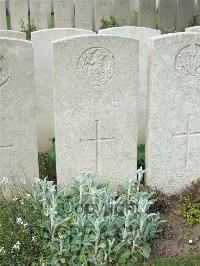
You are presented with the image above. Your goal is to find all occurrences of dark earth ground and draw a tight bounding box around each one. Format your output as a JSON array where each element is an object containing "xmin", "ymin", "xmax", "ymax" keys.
[{"xmin": 150, "ymin": 195, "xmax": 200, "ymax": 258}]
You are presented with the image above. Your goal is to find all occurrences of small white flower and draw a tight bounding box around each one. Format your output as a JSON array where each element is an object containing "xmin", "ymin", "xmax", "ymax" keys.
[
  {"xmin": 20, "ymin": 199, "xmax": 24, "ymax": 205},
  {"xmin": 23, "ymin": 223, "xmax": 28, "ymax": 228},
  {"xmin": 26, "ymin": 193, "xmax": 31, "ymax": 197},
  {"xmin": 13, "ymin": 198, "xmax": 18, "ymax": 202},
  {"xmin": 16, "ymin": 217, "xmax": 23, "ymax": 225},
  {"xmin": 34, "ymin": 177, "xmax": 42, "ymax": 184},
  {"xmin": 1, "ymin": 177, "xmax": 9, "ymax": 184},
  {"xmin": 188, "ymin": 239, "xmax": 193, "ymax": 244},
  {"xmin": 44, "ymin": 210, "xmax": 50, "ymax": 217},
  {"xmin": 0, "ymin": 246, "xmax": 5, "ymax": 254},
  {"xmin": 32, "ymin": 236, "xmax": 36, "ymax": 242},
  {"xmin": 12, "ymin": 241, "xmax": 21, "ymax": 250}
]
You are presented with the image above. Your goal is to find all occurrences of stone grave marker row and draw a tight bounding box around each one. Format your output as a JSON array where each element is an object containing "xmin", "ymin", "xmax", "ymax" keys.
[
  {"xmin": 0, "ymin": 38, "xmax": 39, "ymax": 187},
  {"xmin": 99, "ymin": 26, "xmax": 161, "ymax": 144},
  {"xmin": 9, "ymin": 0, "xmax": 29, "ymax": 31},
  {"xmin": 54, "ymin": 0, "xmax": 75, "ymax": 28},
  {"xmin": 0, "ymin": 0, "xmax": 7, "ymax": 30},
  {"xmin": 158, "ymin": 0, "xmax": 177, "ymax": 32},
  {"xmin": 138, "ymin": 0, "xmax": 156, "ymax": 28},
  {"xmin": 30, "ymin": 0, "xmax": 51, "ymax": 30},
  {"xmin": 31, "ymin": 28, "xmax": 95, "ymax": 153},
  {"xmin": 1, "ymin": 28, "xmax": 200, "ymax": 197},
  {"xmin": 0, "ymin": 30, "xmax": 26, "ymax": 39},
  {"xmin": 146, "ymin": 32, "xmax": 200, "ymax": 194},
  {"xmin": 53, "ymin": 35, "xmax": 138, "ymax": 189}
]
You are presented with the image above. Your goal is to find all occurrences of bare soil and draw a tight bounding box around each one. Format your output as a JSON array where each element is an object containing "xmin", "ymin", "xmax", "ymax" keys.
[{"xmin": 151, "ymin": 196, "xmax": 200, "ymax": 258}]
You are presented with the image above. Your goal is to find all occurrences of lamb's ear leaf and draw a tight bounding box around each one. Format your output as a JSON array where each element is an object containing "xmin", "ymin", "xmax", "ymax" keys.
[{"xmin": 140, "ymin": 242, "xmax": 151, "ymax": 259}]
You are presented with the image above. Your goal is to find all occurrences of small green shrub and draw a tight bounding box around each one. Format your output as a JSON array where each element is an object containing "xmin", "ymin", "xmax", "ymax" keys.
[
  {"xmin": 137, "ymin": 144, "xmax": 145, "ymax": 169},
  {"xmin": 20, "ymin": 18, "xmax": 37, "ymax": 40},
  {"xmin": 31, "ymin": 169, "xmax": 162, "ymax": 265},
  {"xmin": 177, "ymin": 179, "xmax": 200, "ymax": 225},
  {"xmin": 0, "ymin": 183, "xmax": 48, "ymax": 265},
  {"xmin": 39, "ymin": 138, "xmax": 56, "ymax": 182},
  {"xmin": 0, "ymin": 170, "xmax": 163, "ymax": 265},
  {"xmin": 100, "ymin": 16, "xmax": 118, "ymax": 30},
  {"xmin": 177, "ymin": 196, "xmax": 200, "ymax": 225},
  {"xmin": 189, "ymin": 14, "xmax": 200, "ymax": 27}
]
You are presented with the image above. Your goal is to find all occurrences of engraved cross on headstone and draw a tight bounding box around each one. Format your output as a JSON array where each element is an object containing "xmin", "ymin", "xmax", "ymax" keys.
[
  {"xmin": 80, "ymin": 119, "xmax": 115, "ymax": 173},
  {"xmin": 173, "ymin": 115, "xmax": 200, "ymax": 167}
]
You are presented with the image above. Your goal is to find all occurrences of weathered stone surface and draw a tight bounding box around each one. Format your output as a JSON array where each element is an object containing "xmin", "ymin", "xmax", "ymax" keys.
[
  {"xmin": 134, "ymin": 0, "xmax": 139, "ymax": 12},
  {"xmin": 0, "ymin": 0, "xmax": 7, "ymax": 30},
  {"xmin": 75, "ymin": 0, "xmax": 93, "ymax": 31},
  {"xmin": 0, "ymin": 38, "xmax": 39, "ymax": 186},
  {"xmin": 99, "ymin": 26, "xmax": 161, "ymax": 144},
  {"xmin": 177, "ymin": 0, "xmax": 194, "ymax": 31},
  {"xmin": 54, "ymin": 0, "xmax": 75, "ymax": 28},
  {"xmin": 194, "ymin": 0, "xmax": 200, "ymax": 15},
  {"xmin": 30, "ymin": 0, "xmax": 51, "ymax": 30},
  {"xmin": 95, "ymin": 0, "xmax": 113, "ymax": 31},
  {"xmin": 113, "ymin": 0, "xmax": 131, "ymax": 26},
  {"xmin": 186, "ymin": 26, "xmax": 200, "ymax": 32},
  {"xmin": 9, "ymin": 0, "xmax": 28, "ymax": 31},
  {"xmin": 146, "ymin": 33, "xmax": 200, "ymax": 194},
  {"xmin": 31, "ymin": 29, "xmax": 95, "ymax": 153},
  {"xmin": 0, "ymin": 30, "xmax": 26, "ymax": 39},
  {"xmin": 138, "ymin": 0, "xmax": 156, "ymax": 28},
  {"xmin": 53, "ymin": 35, "xmax": 138, "ymax": 188},
  {"xmin": 158, "ymin": 0, "xmax": 177, "ymax": 32}
]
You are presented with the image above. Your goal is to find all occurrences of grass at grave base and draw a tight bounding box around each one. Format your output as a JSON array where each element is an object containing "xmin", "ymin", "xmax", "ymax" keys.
[{"xmin": 6, "ymin": 14, "xmax": 11, "ymax": 30}]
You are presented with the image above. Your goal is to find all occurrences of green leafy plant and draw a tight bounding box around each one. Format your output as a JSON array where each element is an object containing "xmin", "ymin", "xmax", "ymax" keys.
[
  {"xmin": 100, "ymin": 16, "xmax": 118, "ymax": 30},
  {"xmin": 0, "ymin": 182, "xmax": 48, "ymax": 265},
  {"xmin": 39, "ymin": 138, "xmax": 56, "ymax": 183},
  {"xmin": 189, "ymin": 14, "xmax": 200, "ymax": 27},
  {"xmin": 0, "ymin": 170, "xmax": 163, "ymax": 265},
  {"xmin": 177, "ymin": 196, "xmax": 200, "ymax": 225},
  {"xmin": 27, "ymin": 169, "xmax": 163, "ymax": 265},
  {"xmin": 137, "ymin": 144, "xmax": 145, "ymax": 169},
  {"xmin": 20, "ymin": 18, "xmax": 37, "ymax": 40},
  {"xmin": 177, "ymin": 179, "xmax": 200, "ymax": 225}
]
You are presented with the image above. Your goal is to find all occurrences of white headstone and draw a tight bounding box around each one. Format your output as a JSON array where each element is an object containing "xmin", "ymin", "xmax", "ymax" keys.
[
  {"xmin": 9, "ymin": 0, "xmax": 28, "ymax": 31},
  {"xmin": 95, "ymin": 0, "xmax": 113, "ymax": 31},
  {"xmin": 54, "ymin": 0, "xmax": 75, "ymax": 28},
  {"xmin": 186, "ymin": 26, "xmax": 200, "ymax": 32},
  {"xmin": 0, "ymin": 38, "xmax": 39, "ymax": 186},
  {"xmin": 75, "ymin": 0, "xmax": 93, "ymax": 31},
  {"xmin": 113, "ymin": 0, "xmax": 131, "ymax": 26},
  {"xmin": 53, "ymin": 35, "xmax": 138, "ymax": 188},
  {"xmin": 194, "ymin": 0, "xmax": 200, "ymax": 14},
  {"xmin": 134, "ymin": 0, "xmax": 139, "ymax": 12},
  {"xmin": 138, "ymin": 0, "xmax": 156, "ymax": 28},
  {"xmin": 30, "ymin": 0, "xmax": 51, "ymax": 30},
  {"xmin": 0, "ymin": 30, "xmax": 26, "ymax": 39},
  {"xmin": 158, "ymin": 0, "xmax": 177, "ymax": 32},
  {"xmin": 146, "ymin": 33, "xmax": 200, "ymax": 194},
  {"xmin": 177, "ymin": 0, "xmax": 194, "ymax": 32},
  {"xmin": 31, "ymin": 28, "xmax": 95, "ymax": 153},
  {"xmin": 0, "ymin": 0, "xmax": 7, "ymax": 30},
  {"xmin": 99, "ymin": 26, "xmax": 161, "ymax": 144}
]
